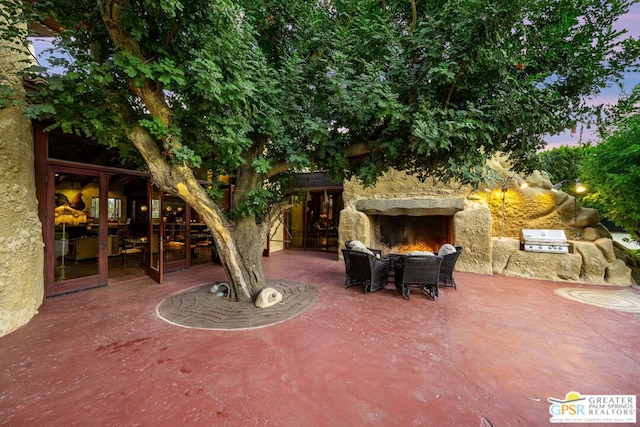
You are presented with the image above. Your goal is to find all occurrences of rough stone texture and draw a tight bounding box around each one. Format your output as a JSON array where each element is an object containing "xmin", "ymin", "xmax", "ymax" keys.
[
  {"xmin": 0, "ymin": 17, "xmax": 44, "ymax": 338},
  {"xmin": 606, "ymin": 260, "xmax": 633, "ymax": 286},
  {"xmin": 574, "ymin": 241, "xmax": 610, "ymax": 284},
  {"xmin": 594, "ymin": 237, "xmax": 616, "ymax": 263},
  {"xmin": 453, "ymin": 203, "xmax": 493, "ymax": 274},
  {"xmin": 481, "ymin": 156, "xmax": 603, "ymax": 239},
  {"xmin": 254, "ymin": 287, "xmax": 283, "ymax": 308},
  {"xmin": 339, "ymin": 157, "xmax": 633, "ymax": 287},
  {"xmin": 576, "ymin": 207, "xmax": 600, "ymax": 228},
  {"xmin": 491, "ymin": 238, "xmax": 521, "ymax": 274},
  {"xmin": 337, "ymin": 208, "xmax": 370, "ymax": 253},
  {"xmin": 583, "ymin": 224, "xmax": 612, "ymax": 241},
  {"xmin": 491, "ymin": 234, "xmax": 631, "ymax": 286},
  {"xmin": 505, "ymin": 250, "xmax": 583, "ymax": 282},
  {"xmin": 340, "ymin": 169, "xmax": 476, "ymax": 267},
  {"xmin": 495, "ymin": 239, "xmax": 582, "ymax": 281},
  {"xmin": 612, "ymin": 242, "xmax": 640, "ymax": 283},
  {"xmin": 342, "ymin": 169, "xmax": 465, "ymax": 206}
]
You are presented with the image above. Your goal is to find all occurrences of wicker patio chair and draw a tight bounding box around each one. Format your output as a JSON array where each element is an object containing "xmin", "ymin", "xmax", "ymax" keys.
[
  {"xmin": 344, "ymin": 240, "xmax": 382, "ymax": 258},
  {"xmin": 395, "ymin": 255, "xmax": 443, "ymax": 300},
  {"xmin": 341, "ymin": 249, "xmax": 390, "ymax": 293},
  {"xmin": 438, "ymin": 246, "xmax": 463, "ymax": 289}
]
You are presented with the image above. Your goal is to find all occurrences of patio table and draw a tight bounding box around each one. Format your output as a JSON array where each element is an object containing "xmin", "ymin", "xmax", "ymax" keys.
[{"xmin": 383, "ymin": 253, "xmax": 405, "ymax": 284}]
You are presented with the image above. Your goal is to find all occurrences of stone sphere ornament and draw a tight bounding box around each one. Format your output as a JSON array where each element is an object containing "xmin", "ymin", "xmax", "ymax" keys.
[{"xmin": 255, "ymin": 287, "xmax": 283, "ymax": 308}]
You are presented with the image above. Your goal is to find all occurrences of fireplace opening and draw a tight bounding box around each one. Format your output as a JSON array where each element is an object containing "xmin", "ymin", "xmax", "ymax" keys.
[{"xmin": 372, "ymin": 215, "xmax": 452, "ymax": 254}]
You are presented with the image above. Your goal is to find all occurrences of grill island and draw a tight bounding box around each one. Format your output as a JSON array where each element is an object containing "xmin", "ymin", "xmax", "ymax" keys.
[{"xmin": 521, "ymin": 229, "xmax": 569, "ymax": 254}]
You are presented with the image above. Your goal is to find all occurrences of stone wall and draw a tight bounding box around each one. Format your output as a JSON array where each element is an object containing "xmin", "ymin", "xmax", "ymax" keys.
[
  {"xmin": 339, "ymin": 169, "xmax": 492, "ymax": 274},
  {"xmin": 492, "ymin": 238, "xmax": 632, "ymax": 285},
  {"xmin": 339, "ymin": 159, "xmax": 633, "ymax": 287},
  {"xmin": 0, "ymin": 12, "xmax": 44, "ymax": 337}
]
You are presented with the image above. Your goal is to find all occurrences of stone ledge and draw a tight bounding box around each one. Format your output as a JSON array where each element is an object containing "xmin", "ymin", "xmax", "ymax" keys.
[{"xmin": 356, "ymin": 198, "xmax": 465, "ymax": 216}]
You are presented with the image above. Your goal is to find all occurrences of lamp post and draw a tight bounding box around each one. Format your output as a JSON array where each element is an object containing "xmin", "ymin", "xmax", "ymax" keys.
[
  {"xmin": 552, "ymin": 180, "xmax": 587, "ymax": 240},
  {"xmin": 573, "ymin": 181, "xmax": 586, "ymax": 239},
  {"xmin": 500, "ymin": 183, "xmax": 507, "ymax": 238}
]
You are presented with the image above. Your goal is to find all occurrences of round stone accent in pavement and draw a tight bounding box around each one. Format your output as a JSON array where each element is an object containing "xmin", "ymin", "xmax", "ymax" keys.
[
  {"xmin": 156, "ymin": 279, "xmax": 319, "ymax": 330},
  {"xmin": 554, "ymin": 288, "xmax": 640, "ymax": 313}
]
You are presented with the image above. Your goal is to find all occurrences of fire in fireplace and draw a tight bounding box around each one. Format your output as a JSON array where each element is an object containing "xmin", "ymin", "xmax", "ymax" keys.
[{"xmin": 371, "ymin": 215, "xmax": 452, "ymax": 254}]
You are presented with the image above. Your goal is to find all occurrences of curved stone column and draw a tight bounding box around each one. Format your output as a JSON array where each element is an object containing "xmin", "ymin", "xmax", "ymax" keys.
[{"xmin": 0, "ymin": 10, "xmax": 44, "ymax": 337}]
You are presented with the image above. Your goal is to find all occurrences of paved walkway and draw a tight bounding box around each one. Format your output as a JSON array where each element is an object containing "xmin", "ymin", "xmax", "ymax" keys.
[
  {"xmin": 1, "ymin": 250, "xmax": 638, "ymax": 426},
  {"xmin": 611, "ymin": 232, "xmax": 640, "ymax": 250}
]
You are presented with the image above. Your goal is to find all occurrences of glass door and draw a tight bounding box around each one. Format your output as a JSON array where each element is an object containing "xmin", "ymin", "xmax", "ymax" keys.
[
  {"xmin": 106, "ymin": 174, "xmax": 148, "ymax": 281},
  {"xmin": 303, "ymin": 190, "xmax": 342, "ymax": 252},
  {"xmin": 162, "ymin": 194, "xmax": 188, "ymax": 271},
  {"xmin": 47, "ymin": 167, "xmax": 107, "ymax": 296},
  {"xmin": 147, "ymin": 183, "xmax": 164, "ymax": 283}
]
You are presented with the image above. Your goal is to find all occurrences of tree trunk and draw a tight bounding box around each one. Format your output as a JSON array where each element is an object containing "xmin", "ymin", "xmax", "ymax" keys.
[
  {"xmin": 126, "ymin": 125, "xmax": 267, "ymax": 302},
  {"xmin": 166, "ymin": 173, "xmax": 268, "ymax": 303},
  {"xmin": 197, "ymin": 202, "xmax": 268, "ymax": 303},
  {"xmin": 99, "ymin": 3, "xmax": 269, "ymax": 302},
  {"xmin": 228, "ymin": 216, "xmax": 268, "ymax": 301}
]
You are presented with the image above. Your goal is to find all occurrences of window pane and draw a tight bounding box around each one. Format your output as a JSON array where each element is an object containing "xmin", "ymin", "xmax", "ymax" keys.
[{"xmin": 91, "ymin": 197, "xmax": 99, "ymax": 217}]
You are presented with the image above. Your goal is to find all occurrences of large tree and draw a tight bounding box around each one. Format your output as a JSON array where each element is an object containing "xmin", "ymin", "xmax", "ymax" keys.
[
  {"xmin": 581, "ymin": 85, "xmax": 640, "ymax": 242},
  {"xmin": 536, "ymin": 144, "xmax": 591, "ymax": 186},
  {"xmin": 2, "ymin": 0, "xmax": 638, "ymax": 301}
]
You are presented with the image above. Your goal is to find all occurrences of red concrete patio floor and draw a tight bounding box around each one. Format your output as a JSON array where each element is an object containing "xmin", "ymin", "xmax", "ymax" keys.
[{"xmin": 1, "ymin": 250, "xmax": 638, "ymax": 426}]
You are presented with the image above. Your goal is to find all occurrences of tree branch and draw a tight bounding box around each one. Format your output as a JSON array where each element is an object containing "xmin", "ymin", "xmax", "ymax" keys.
[
  {"xmin": 444, "ymin": 60, "xmax": 468, "ymax": 106},
  {"xmin": 98, "ymin": 0, "xmax": 173, "ymax": 128},
  {"xmin": 265, "ymin": 161, "xmax": 290, "ymax": 179},
  {"xmin": 409, "ymin": 0, "xmax": 417, "ymax": 36},
  {"xmin": 343, "ymin": 142, "xmax": 370, "ymax": 158}
]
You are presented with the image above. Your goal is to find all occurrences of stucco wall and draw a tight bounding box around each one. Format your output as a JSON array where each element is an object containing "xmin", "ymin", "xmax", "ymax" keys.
[{"xmin": 0, "ymin": 16, "xmax": 44, "ymax": 337}]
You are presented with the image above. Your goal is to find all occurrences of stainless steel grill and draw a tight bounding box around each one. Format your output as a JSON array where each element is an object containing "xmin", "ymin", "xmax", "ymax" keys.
[{"xmin": 521, "ymin": 229, "xmax": 569, "ymax": 254}]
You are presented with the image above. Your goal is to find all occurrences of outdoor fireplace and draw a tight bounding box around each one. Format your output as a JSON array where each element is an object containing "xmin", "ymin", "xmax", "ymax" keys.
[
  {"xmin": 354, "ymin": 198, "xmax": 461, "ymax": 255},
  {"xmin": 337, "ymin": 166, "xmax": 632, "ymax": 286},
  {"xmin": 372, "ymin": 215, "xmax": 453, "ymax": 254}
]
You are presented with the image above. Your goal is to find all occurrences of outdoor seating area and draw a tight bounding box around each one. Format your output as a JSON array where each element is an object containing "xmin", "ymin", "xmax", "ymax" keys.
[
  {"xmin": 438, "ymin": 246, "xmax": 463, "ymax": 289},
  {"xmin": 395, "ymin": 254, "xmax": 443, "ymax": 300},
  {"xmin": 1, "ymin": 250, "xmax": 638, "ymax": 426},
  {"xmin": 341, "ymin": 248, "xmax": 390, "ymax": 293},
  {"xmin": 342, "ymin": 240, "xmax": 462, "ymax": 299}
]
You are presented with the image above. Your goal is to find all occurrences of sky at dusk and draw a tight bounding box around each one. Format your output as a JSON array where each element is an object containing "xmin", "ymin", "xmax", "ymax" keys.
[{"xmin": 544, "ymin": 2, "xmax": 640, "ymax": 149}]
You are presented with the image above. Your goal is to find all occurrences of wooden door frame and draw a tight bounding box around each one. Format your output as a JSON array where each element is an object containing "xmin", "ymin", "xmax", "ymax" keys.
[
  {"xmin": 44, "ymin": 166, "xmax": 108, "ymax": 296},
  {"xmin": 146, "ymin": 181, "xmax": 164, "ymax": 283},
  {"xmin": 34, "ymin": 122, "xmax": 216, "ymax": 291}
]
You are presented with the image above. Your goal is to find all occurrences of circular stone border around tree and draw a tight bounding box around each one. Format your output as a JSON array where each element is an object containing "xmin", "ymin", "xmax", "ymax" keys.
[
  {"xmin": 156, "ymin": 280, "xmax": 320, "ymax": 330},
  {"xmin": 554, "ymin": 288, "xmax": 640, "ymax": 313}
]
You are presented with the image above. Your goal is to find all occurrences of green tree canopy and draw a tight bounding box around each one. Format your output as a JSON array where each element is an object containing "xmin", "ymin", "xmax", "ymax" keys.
[
  {"xmin": 2, "ymin": 0, "xmax": 639, "ymax": 300},
  {"xmin": 536, "ymin": 144, "xmax": 591, "ymax": 189},
  {"xmin": 581, "ymin": 110, "xmax": 640, "ymax": 242}
]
